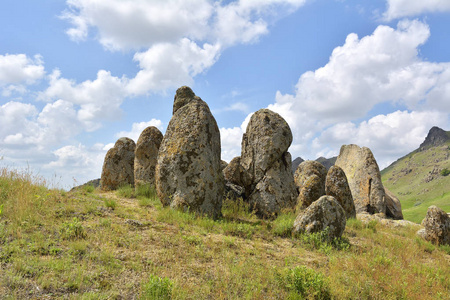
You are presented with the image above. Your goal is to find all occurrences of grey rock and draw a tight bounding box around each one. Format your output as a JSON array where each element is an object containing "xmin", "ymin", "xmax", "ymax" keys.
[
  {"xmin": 384, "ymin": 188, "xmax": 403, "ymax": 220},
  {"xmin": 325, "ymin": 166, "xmax": 356, "ymax": 219},
  {"xmin": 134, "ymin": 126, "xmax": 163, "ymax": 187},
  {"xmin": 335, "ymin": 144, "xmax": 386, "ymax": 215},
  {"xmin": 223, "ymin": 156, "xmax": 244, "ymax": 187},
  {"xmin": 240, "ymin": 109, "xmax": 297, "ymax": 218},
  {"xmin": 419, "ymin": 206, "xmax": 450, "ymax": 245},
  {"xmin": 293, "ymin": 195, "xmax": 346, "ymax": 239},
  {"xmin": 155, "ymin": 87, "xmax": 223, "ymax": 218},
  {"xmin": 294, "ymin": 160, "xmax": 327, "ymax": 192},
  {"xmin": 297, "ymin": 174, "xmax": 325, "ymax": 210},
  {"xmin": 101, "ymin": 137, "xmax": 136, "ymax": 191}
]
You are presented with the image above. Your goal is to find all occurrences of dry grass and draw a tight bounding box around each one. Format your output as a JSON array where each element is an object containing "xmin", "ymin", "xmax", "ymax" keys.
[{"xmin": 0, "ymin": 166, "xmax": 449, "ymax": 299}]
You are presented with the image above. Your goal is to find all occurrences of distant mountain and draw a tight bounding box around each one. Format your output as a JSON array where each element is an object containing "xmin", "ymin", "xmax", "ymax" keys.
[
  {"xmin": 291, "ymin": 156, "xmax": 336, "ymax": 173},
  {"xmin": 381, "ymin": 126, "xmax": 450, "ymax": 223}
]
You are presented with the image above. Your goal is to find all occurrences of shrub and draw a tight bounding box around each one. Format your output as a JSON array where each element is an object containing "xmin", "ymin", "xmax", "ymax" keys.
[
  {"xmin": 298, "ymin": 228, "xmax": 350, "ymax": 254},
  {"xmin": 136, "ymin": 184, "xmax": 157, "ymax": 199},
  {"xmin": 279, "ymin": 266, "xmax": 331, "ymax": 299},
  {"xmin": 440, "ymin": 168, "xmax": 450, "ymax": 177},
  {"xmin": 104, "ymin": 198, "xmax": 117, "ymax": 210},
  {"xmin": 60, "ymin": 217, "xmax": 86, "ymax": 240},
  {"xmin": 272, "ymin": 213, "xmax": 295, "ymax": 237},
  {"xmin": 117, "ymin": 184, "xmax": 135, "ymax": 198},
  {"xmin": 141, "ymin": 274, "xmax": 173, "ymax": 300}
]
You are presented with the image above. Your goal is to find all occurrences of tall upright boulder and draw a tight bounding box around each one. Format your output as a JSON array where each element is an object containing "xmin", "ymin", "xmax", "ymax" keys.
[
  {"xmin": 101, "ymin": 137, "xmax": 136, "ymax": 191},
  {"xmin": 240, "ymin": 109, "xmax": 297, "ymax": 218},
  {"xmin": 335, "ymin": 144, "xmax": 386, "ymax": 215},
  {"xmin": 134, "ymin": 126, "xmax": 163, "ymax": 187},
  {"xmin": 155, "ymin": 86, "xmax": 224, "ymax": 218},
  {"xmin": 294, "ymin": 161, "xmax": 327, "ymax": 209},
  {"xmin": 325, "ymin": 166, "xmax": 356, "ymax": 219}
]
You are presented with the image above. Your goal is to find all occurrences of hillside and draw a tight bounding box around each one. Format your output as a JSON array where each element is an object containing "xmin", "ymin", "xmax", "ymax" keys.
[
  {"xmin": 381, "ymin": 127, "xmax": 450, "ymax": 223},
  {"xmin": 1, "ymin": 167, "xmax": 449, "ymax": 299}
]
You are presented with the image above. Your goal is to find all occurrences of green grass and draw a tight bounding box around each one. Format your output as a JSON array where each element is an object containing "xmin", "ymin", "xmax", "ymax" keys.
[
  {"xmin": 381, "ymin": 141, "xmax": 450, "ymax": 223},
  {"xmin": 0, "ymin": 166, "xmax": 449, "ymax": 299}
]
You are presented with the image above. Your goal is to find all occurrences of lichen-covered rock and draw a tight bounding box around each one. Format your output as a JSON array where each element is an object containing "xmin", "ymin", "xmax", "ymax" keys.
[
  {"xmin": 418, "ymin": 206, "xmax": 450, "ymax": 245},
  {"xmin": 134, "ymin": 126, "xmax": 163, "ymax": 187},
  {"xmin": 335, "ymin": 144, "xmax": 386, "ymax": 215},
  {"xmin": 293, "ymin": 195, "xmax": 346, "ymax": 239},
  {"xmin": 240, "ymin": 109, "xmax": 297, "ymax": 218},
  {"xmin": 101, "ymin": 137, "xmax": 136, "ymax": 191},
  {"xmin": 297, "ymin": 174, "xmax": 325, "ymax": 210},
  {"xmin": 294, "ymin": 160, "xmax": 327, "ymax": 191},
  {"xmin": 248, "ymin": 152, "xmax": 297, "ymax": 218},
  {"xmin": 155, "ymin": 87, "xmax": 223, "ymax": 218},
  {"xmin": 172, "ymin": 86, "xmax": 201, "ymax": 115},
  {"xmin": 325, "ymin": 166, "xmax": 356, "ymax": 219},
  {"xmin": 221, "ymin": 160, "xmax": 228, "ymax": 171},
  {"xmin": 384, "ymin": 188, "xmax": 403, "ymax": 220},
  {"xmin": 223, "ymin": 156, "xmax": 244, "ymax": 187}
]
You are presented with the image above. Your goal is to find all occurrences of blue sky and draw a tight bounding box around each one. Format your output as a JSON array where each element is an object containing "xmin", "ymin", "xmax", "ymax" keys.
[{"xmin": 1, "ymin": 0, "xmax": 450, "ymax": 188}]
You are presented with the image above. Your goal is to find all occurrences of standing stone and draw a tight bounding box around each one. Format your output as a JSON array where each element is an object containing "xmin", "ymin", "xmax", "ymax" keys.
[
  {"xmin": 155, "ymin": 87, "xmax": 223, "ymax": 218},
  {"xmin": 101, "ymin": 137, "xmax": 136, "ymax": 191},
  {"xmin": 325, "ymin": 166, "xmax": 356, "ymax": 219},
  {"xmin": 293, "ymin": 195, "xmax": 347, "ymax": 239},
  {"xmin": 223, "ymin": 156, "xmax": 244, "ymax": 187},
  {"xmin": 134, "ymin": 126, "xmax": 163, "ymax": 187},
  {"xmin": 294, "ymin": 161, "xmax": 327, "ymax": 189},
  {"xmin": 297, "ymin": 174, "xmax": 324, "ymax": 210},
  {"xmin": 384, "ymin": 188, "xmax": 403, "ymax": 220},
  {"xmin": 240, "ymin": 109, "xmax": 297, "ymax": 218},
  {"xmin": 335, "ymin": 144, "xmax": 386, "ymax": 215},
  {"xmin": 418, "ymin": 206, "xmax": 450, "ymax": 245}
]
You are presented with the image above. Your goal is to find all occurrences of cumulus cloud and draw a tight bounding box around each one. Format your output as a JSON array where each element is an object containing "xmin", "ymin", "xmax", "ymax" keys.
[
  {"xmin": 314, "ymin": 110, "xmax": 449, "ymax": 168},
  {"xmin": 218, "ymin": 19, "xmax": 450, "ymax": 167},
  {"xmin": 127, "ymin": 39, "xmax": 221, "ymax": 95},
  {"xmin": 40, "ymin": 69, "xmax": 128, "ymax": 130},
  {"xmin": 383, "ymin": 0, "xmax": 450, "ymax": 20},
  {"xmin": 63, "ymin": 0, "xmax": 306, "ymax": 50},
  {"xmin": 115, "ymin": 119, "xmax": 164, "ymax": 142},
  {"xmin": 0, "ymin": 54, "xmax": 45, "ymax": 96}
]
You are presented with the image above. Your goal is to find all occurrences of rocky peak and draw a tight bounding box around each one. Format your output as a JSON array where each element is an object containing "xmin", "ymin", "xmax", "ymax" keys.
[{"xmin": 419, "ymin": 126, "xmax": 449, "ymax": 150}]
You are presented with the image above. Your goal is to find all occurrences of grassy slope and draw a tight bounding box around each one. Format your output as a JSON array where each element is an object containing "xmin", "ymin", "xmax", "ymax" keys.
[
  {"xmin": 0, "ymin": 167, "xmax": 449, "ymax": 299},
  {"xmin": 381, "ymin": 142, "xmax": 450, "ymax": 224}
]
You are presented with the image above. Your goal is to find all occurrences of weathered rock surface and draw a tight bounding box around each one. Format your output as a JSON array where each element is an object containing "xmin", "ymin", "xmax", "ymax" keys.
[
  {"xmin": 357, "ymin": 213, "xmax": 418, "ymax": 229},
  {"xmin": 419, "ymin": 126, "xmax": 450, "ymax": 151},
  {"xmin": 293, "ymin": 195, "xmax": 346, "ymax": 239},
  {"xmin": 240, "ymin": 109, "xmax": 297, "ymax": 218},
  {"xmin": 220, "ymin": 160, "xmax": 228, "ymax": 171},
  {"xmin": 294, "ymin": 160, "xmax": 327, "ymax": 191},
  {"xmin": 291, "ymin": 157, "xmax": 305, "ymax": 173},
  {"xmin": 418, "ymin": 206, "xmax": 450, "ymax": 245},
  {"xmin": 172, "ymin": 85, "xmax": 201, "ymax": 115},
  {"xmin": 335, "ymin": 144, "xmax": 386, "ymax": 215},
  {"xmin": 223, "ymin": 156, "xmax": 244, "ymax": 187},
  {"xmin": 101, "ymin": 137, "xmax": 136, "ymax": 191},
  {"xmin": 325, "ymin": 166, "xmax": 356, "ymax": 219},
  {"xmin": 384, "ymin": 188, "xmax": 403, "ymax": 220},
  {"xmin": 155, "ymin": 87, "xmax": 223, "ymax": 218},
  {"xmin": 134, "ymin": 126, "xmax": 163, "ymax": 187},
  {"xmin": 297, "ymin": 174, "xmax": 325, "ymax": 210}
]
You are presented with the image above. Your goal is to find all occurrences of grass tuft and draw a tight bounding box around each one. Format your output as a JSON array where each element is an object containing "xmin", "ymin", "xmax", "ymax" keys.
[{"xmin": 141, "ymin": 274, "xmax": 173, "ymax": 300}]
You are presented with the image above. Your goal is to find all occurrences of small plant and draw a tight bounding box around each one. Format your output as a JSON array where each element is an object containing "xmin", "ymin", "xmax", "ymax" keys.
[
  {"xmin": 0, "ymin": 204, "xmax": 3, "ymax": 216},
  {"xmin": 279, "ymin": 266, "xmax": 331, "ymax": 299},
  {"xmin": 82, "ymin": 184, "xmax": 95, "ymax": 194},
  {"xmin": 104, "ymin": 198, "xmax": 117, "ymax": 210},
  {"xmin": 60, "ymin": 217, "xmax": 86, "ymax": 240},
  {"xmin": 440, "ymin": 168, "xmax": 450, "ymax": 177},
  {"xmin": 367, "ymin": 220, "xmax": 378, "ymax": 233},
  {"xmin": 141, "ymin": 274, "xmax": 173, "ymax": 300},
  {"xmin": 298, "ymin": 228, "xmax": 350, "ymax": 254},
  {"xmin": 117, "ymin": 184, "xmax": 135, "ymax": 198},
  {"xmin": 136, "ymin": 184, "xmax": 157, "ymax": 198},
  {"xmin": 272, "ymin": 213, "xmax": 295, "ymax": 237}
]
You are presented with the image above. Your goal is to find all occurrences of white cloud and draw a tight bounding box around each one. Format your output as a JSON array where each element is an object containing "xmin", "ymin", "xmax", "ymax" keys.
[
  {"xmin": 115, "ymin": 119, "xmax": 164, "ymax": 142},
  {"xmin": 46, "ymin": 143, "xmax": 107, "ymax": 188},
  {"xmin": 0, "ymin": 54, "xmax": 45, "ymax": 96},
  {"xmin": 314, "ymin": 110, "xmax": 449, "ymax": 168},
  {"xmin": 383, "ymin": 0, "xmax": 450, "ymax": 20},
  {"xmin": 41, "ymin": 69, "xmax": 128, "ymax": 130},
  {"xmin": 220, "ymin": 127, "xmax": 244, "ymax": 162},
  {"xmin": 127, "ymin": 39, "xmax": 221, "ymax": 95},
  {"xmin": 63, "ymin": 0, "xmax": 306, "ymax": 50}
]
